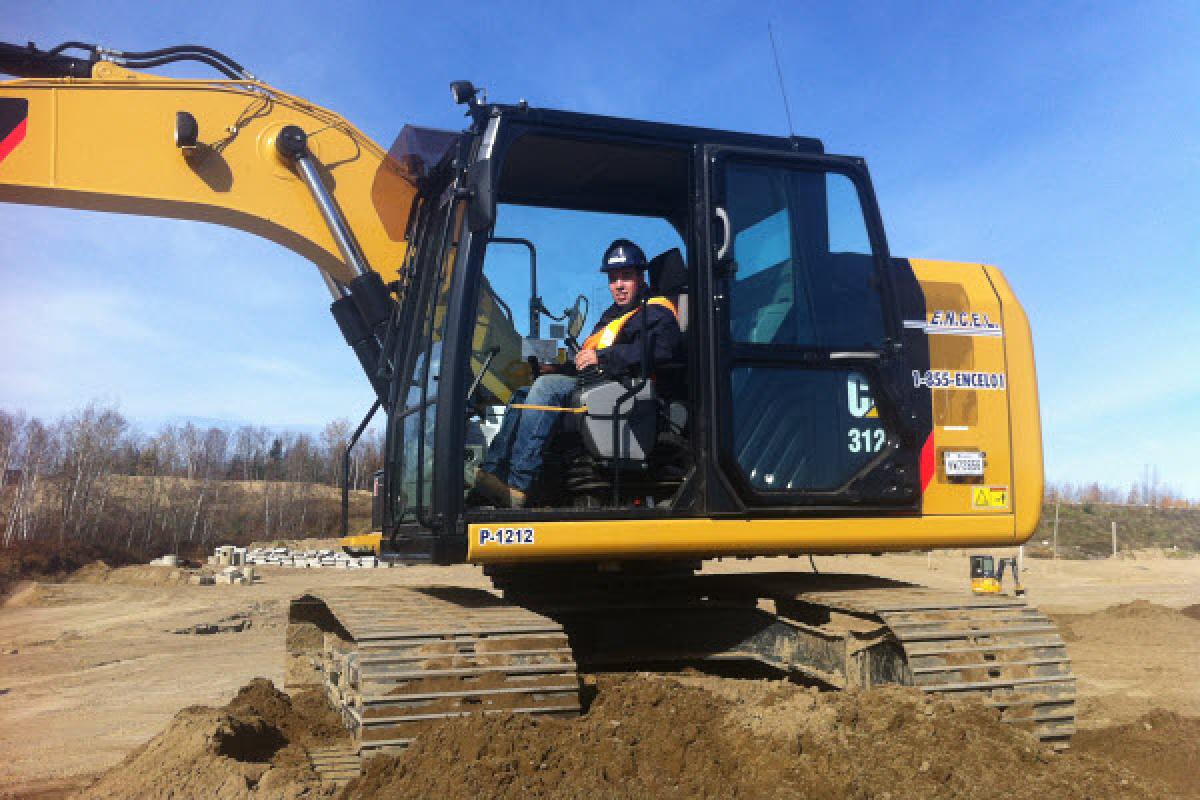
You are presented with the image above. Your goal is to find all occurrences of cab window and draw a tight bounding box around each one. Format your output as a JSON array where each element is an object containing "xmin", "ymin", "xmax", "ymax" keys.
[{"xmin": 727, "ymin": 163, "xmax": 883, "ymax": 350}]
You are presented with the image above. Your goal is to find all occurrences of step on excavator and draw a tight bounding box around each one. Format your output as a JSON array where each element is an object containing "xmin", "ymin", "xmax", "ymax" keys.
[{"xmin": 0, "ymin": 41, "xmax": 1074, "ymax": 767}]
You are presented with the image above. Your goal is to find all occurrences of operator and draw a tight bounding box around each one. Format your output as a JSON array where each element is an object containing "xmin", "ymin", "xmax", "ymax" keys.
[{"xmin": 474, "ymin": 239, "xmax": 681, "ymax": 508}]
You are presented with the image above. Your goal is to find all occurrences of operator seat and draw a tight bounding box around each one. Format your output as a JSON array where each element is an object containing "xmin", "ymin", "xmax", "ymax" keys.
[
  {"xmin": 570, "ymin": 248, "xmax": 690, "ymax": 464},
  {"xmin": 646, "ymin": 248, "xmax": 689, "ymax": 431},
  {"xmin": 647, "ymin": 247, "xmax": 689, "ymax": 334}
]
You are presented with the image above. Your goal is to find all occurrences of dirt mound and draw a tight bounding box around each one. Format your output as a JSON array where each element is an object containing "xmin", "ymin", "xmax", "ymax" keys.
[
  {"xmin": 0, "ymin": 539, "xmax": 145, "ymax": 596},
  {"xmin": 1098, "ymin": 599, "xmax": 1188, "ymax": 619},
  {"xmin": 227, "ymin": 679, "xmax": 347, "ymax": 747},
  {"xmin": 2, "ymin": 580, "xmax": 64, "ymax": 608},
  {"xmin": 1053, "ymin": 599, "xmax": 1197, "ymax": 644},
  {"xmin": 340, "ymin": 674, "xmax": 1167, "ymax": 800},
  {"xmin": 1074, "ymin": 709, "xmax": 1200, "ymax": 797},
  {"xmin": 67, "ymin": 560, "xmax": 190, "ymax": 587},
  {"xmin": 77, "ymin": 678, "xmax": 346, "ymax": 799}
]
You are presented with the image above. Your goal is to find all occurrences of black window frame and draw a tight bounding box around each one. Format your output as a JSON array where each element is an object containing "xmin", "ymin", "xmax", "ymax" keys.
[{"xmin": 383, "ymin": 157, "xmax": 464, "ymax": 533}]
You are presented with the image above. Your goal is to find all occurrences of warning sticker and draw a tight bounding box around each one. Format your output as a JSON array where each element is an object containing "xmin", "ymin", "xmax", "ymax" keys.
[{"xmin": 971, "ymin": 486, "xmax": 1009, "ymax": 510}]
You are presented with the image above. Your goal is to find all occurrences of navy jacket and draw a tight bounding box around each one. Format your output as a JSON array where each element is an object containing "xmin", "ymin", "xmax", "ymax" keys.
[{"xmin": 591, "ymin": 287, "xmax": 683, "ymax": 376}]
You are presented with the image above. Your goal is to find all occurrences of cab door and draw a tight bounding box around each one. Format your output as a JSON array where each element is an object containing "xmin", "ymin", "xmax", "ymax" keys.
[{"xmin": 703, "ymin": 147, "xmax": 921, "ymax": 510}]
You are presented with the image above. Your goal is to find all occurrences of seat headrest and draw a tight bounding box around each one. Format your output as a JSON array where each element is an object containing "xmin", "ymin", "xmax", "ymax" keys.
[{"xmin": 647, "ymin": 248, "xmax": 688, "ymax": 297}]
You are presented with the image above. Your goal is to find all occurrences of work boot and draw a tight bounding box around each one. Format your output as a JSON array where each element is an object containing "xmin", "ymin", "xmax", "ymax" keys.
[{"xmin": 474, "ymin": 469, "xmax": 527, "ymax": 509}]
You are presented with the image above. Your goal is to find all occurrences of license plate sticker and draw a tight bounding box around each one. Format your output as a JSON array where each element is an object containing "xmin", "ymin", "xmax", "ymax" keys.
[
  {"xmin": 944, "ymin": 451, "xmax": 985, "ymax": 477},
  {"xmin": 477, "ymin": 527, "xmax": 535, "ymax": 546}
]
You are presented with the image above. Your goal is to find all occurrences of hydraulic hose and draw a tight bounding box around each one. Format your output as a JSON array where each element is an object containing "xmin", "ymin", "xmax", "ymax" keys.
[{"xmin": 0, "ymin": 40, "xmax": 253, "ymax": 80}]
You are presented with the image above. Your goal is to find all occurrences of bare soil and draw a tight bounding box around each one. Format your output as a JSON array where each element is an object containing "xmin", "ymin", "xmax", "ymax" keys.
[
  {"xmin": 344, "ymin": 675, "xmax": 1178, "ymax": 800},
  {"xmin": 76, "ymin": 678, "xmax": 345, "ymax": 800},
  {"xmin": 0, "ymin": 549, "xmax": 1196, "ymax": 799}
]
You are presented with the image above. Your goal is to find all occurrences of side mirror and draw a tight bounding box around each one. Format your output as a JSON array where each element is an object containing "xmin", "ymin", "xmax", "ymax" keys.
[{"xmin": 566, "ymin": 294, "xmax": 589, "ymax": 339}]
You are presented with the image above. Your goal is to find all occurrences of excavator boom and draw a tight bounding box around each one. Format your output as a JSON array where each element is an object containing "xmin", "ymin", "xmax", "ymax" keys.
[{"xmin": 0, "ymin": 47, "xmax": 413, "ymax": 286}]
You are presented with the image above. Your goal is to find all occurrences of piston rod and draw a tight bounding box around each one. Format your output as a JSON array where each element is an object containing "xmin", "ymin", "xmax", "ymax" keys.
[
  {"xmin": 274, "ymin": 124, "xmax": 393, "ymax": 404},
  {"xmin": 275, "ymin": 125, "xmax": 370, "ymax": 279}
]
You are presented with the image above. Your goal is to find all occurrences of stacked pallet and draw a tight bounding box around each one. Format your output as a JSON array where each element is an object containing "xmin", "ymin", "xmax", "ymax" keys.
[{"xmin": 206, "ymin": 545, "xmax": 392, "ymax": 569}]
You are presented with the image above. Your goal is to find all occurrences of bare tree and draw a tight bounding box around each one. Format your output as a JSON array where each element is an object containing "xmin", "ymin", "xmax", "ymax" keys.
[
  {"xmin": 2, "ymin": 403, "xmax": 384, "ymax": 557},
  {"xmin": 57, "ymin": 403, "xmax": 128, "ymax": 541},
  {"xmin": 4, "ymin": 415, "xmax": 53, "ymax": 546},
  {"xmin": 321, "ymin": 419, "xmax": 352, "ymax": 487}
]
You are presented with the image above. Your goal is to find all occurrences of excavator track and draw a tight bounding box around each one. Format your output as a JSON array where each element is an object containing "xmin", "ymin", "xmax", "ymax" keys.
[
  {"xmin": 791, "ymin": 583, "xmax": 1076, "ymax": 749},
  {"xmin": 287, "ymin": 573, "xmax": 1075, "ymax": 764},
  {"xmin": 287, "ymin": 586, "xmax": 582, "ymax": 759},
  {"xmin": 498, "ymin": 570, "xmax": 1076, "ymax": 750}
]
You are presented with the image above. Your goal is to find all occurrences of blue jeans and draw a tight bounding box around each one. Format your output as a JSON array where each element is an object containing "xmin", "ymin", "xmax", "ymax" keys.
[{"xmin": 480, "ymin": 373, "xmax": 577, "ymax": 491}]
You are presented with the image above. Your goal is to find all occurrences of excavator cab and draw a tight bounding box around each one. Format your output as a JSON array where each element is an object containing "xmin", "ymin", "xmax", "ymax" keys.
[
  {"xmin": 379, "ymin": 91, "xmax": 939, "ymax": 563},
  {"xmin": 970, "ymin": 554, "xmax": 1001, "ymax": 593}
]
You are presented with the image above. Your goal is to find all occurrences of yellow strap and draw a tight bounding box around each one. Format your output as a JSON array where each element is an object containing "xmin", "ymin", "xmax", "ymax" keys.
[
  {"xmin": 581, "ymin": 296, "xmax": 678, "ymax": 352},
  {"xmin": 509, "ymin": 403, "xmax": 590, "ymax": 414}
]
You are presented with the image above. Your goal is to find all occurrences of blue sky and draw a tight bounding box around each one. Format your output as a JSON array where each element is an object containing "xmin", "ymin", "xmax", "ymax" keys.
[{"xmin": 1, "ymin": 1, "xmax": 1197, "ymax": 495}]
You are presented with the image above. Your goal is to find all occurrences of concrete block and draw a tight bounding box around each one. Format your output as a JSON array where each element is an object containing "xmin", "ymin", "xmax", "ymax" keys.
[
  {"xmin": 214, "ymin": 574, "xmax": 234, "ymax": 585},
  {"xmin": 188, "ymin": 574, "xmax": 215, "ymax": 585}
]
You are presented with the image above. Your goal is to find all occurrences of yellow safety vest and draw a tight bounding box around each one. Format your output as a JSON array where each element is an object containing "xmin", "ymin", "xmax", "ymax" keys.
[{"xmin": 581, "ymin": 296, "xmax": 678, "ymax": 351}]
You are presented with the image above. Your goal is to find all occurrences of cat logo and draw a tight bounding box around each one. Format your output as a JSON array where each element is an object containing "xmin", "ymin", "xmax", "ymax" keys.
[{"xmin": 846, "ymin": 373, "xmax": 879, "ymax": 419}]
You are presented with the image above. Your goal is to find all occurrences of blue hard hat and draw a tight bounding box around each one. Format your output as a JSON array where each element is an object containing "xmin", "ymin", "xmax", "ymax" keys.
[{"xmin": 600, "ymin": 239, "xmax": 647, "ymax": 272}]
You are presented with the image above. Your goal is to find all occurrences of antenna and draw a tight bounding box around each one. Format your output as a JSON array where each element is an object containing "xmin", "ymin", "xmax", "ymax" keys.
[{"xmin": 767, "ymin": 21, "xmax": 796, "ymax": 138}]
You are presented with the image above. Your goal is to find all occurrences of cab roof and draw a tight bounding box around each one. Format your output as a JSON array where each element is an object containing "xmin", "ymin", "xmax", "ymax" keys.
[{"xmin": 484, "ymin": 102, "xmax": 824, "ymax": 155}]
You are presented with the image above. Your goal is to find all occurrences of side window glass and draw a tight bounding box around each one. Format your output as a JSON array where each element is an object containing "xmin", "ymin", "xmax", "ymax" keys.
[
  {"xmin": 725, "ymin": 162, "xmax": 884, "ymax": 350},
  {"xmin": 390, "ymin": 197, "xmax": 460, "ymax": 523},
  {"xmin": 726, "ymin": 165, "xmax": 804, "ymax": 345},
  {"xmin": 826, "ymin": 173, "xmax": 871, "ymax": 254}
]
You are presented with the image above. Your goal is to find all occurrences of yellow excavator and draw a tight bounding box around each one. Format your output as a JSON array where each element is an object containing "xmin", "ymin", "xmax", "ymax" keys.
[
  {"xmin": 0, "ymin": 40, "xmax": 1074, "ymax": 757},
  {"xmin": 971, "ymin": 554, "xmax": 1026, "ymax": 596}
]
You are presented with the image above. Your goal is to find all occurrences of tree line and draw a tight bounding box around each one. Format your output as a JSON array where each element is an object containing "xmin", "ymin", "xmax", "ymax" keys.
[
  {"xmin": 3, "ymin": 402, "xmax": 1195, "ymax": 564},
  {"xmin": 1045, "ymin": 477, "xmax": 1196, "ymax": 509},
  {"xmin": 1, "ymin": 403, "xmax": 382, "ymax": 559}
]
